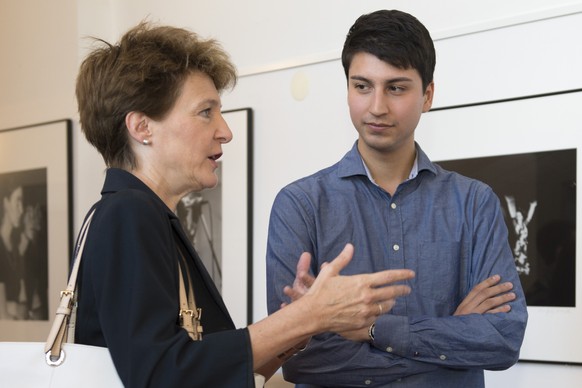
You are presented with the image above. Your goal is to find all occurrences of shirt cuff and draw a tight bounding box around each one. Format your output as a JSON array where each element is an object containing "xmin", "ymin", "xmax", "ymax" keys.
[{"xmin": 373, "ymin": 314, "xmax": 410, "ymax": 356}]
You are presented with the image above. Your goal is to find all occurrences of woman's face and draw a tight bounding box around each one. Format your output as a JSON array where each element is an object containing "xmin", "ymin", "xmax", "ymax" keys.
[
  {"xmin": 147, "ymin": 72, "xmax": 233, "ymax": 196},
  {"xmin": 2, "ymin": 186, "xmax": 23, "ymax": 228}
]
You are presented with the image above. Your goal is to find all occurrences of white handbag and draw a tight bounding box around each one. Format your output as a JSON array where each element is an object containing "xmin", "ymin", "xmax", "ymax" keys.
[{"xmin": 0, "ymin": 341, "xmax": 122, "ymax": 387}]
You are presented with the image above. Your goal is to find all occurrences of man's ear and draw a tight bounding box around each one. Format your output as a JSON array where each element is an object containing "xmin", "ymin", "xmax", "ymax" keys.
[
  {"xmin": 125, "ymin": 111, "xmax": 151, "ymax": 144},
  {"xmin": 422, "ymin": 81, "xmax": 435, "ymax": 113}
]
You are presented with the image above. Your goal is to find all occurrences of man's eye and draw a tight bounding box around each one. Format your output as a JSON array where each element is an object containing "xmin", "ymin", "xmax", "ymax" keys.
[{"xmin": 354, "ymin": 83, "xmax": 369, "ymax": 91}]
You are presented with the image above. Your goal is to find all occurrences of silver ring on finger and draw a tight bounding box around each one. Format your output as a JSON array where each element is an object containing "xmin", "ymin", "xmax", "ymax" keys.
[{"xmin": 377, "ymin": 303, "xmax": 383, "ymax": 315}]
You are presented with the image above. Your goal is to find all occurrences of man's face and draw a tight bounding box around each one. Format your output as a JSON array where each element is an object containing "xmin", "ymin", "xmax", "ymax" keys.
[{"xmin": 347, "ymin": 52, "xmax": 433, "ymax": 158}]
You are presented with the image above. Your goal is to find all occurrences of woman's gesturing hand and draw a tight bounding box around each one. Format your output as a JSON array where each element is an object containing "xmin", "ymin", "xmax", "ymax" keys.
[{"xmin": 289, "ymin": 244, "xmax": 414, "ymax": 334}]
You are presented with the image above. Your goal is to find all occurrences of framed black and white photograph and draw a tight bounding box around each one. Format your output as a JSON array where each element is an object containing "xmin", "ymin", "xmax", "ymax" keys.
[
  {"xmin": 416, "ymin": 89, "xmax": 581, "ymax": 364},
  {"xmin": 0, "ymin": 119, "xmax": 72, "ymax": 341},
  {"xmin": 176, "ymin": 108, "xmax": 253, "ymax": 328},
  {"xmin": 438, "ymin": 149, "xmax": 576, "ymax": 308}
]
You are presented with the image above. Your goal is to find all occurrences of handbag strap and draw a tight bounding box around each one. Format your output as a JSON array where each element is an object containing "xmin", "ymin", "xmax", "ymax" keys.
[
  {"xmin": 177, "ymin": 253, "xmax": 203, "ymax": 341},
  {"xmin": 44, "ymin": 209, "xmax": 96, "ymax": 364},
  {"xmin": 44, "ymin": 208, "xmax": 204, "ymax": 365}
]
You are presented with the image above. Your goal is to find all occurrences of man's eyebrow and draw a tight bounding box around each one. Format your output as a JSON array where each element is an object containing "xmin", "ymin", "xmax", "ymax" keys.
[
  {"xmin": 349, "ymin": 75, "xmax": 414, "ymax": 84},
  {"xmin": 349, "ymin": 75, "xmax": 371, "ymax": 83},
  {"xmin": 385, "ymin": 77, "xmax": 414, "ymax": 83}
]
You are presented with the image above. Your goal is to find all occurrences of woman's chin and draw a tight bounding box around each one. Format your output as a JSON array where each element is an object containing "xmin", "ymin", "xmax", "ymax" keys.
[{"xmin": 201, "ymin": 175, "xmax": 219, "ymax": 190}]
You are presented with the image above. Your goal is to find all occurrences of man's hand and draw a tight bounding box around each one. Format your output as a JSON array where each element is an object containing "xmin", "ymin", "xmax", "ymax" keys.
[
  {"xmin": 281, "ymin": 252, "xmax": 315, "ymax": 308},
  {"xmin": 454, "ymin": 275, "xmax": 516, "ymax": 315}
]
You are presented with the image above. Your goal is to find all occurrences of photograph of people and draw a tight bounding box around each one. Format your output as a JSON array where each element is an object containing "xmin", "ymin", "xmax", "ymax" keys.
[{"xmin": 0, "ymin": 170, "xmax": 46, "ymax": 321}]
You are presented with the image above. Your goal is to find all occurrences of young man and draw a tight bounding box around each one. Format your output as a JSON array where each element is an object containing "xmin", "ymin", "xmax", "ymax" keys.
[{"xmin": 266, "ymin": 10, "xmax": 527, "ymax": 387}]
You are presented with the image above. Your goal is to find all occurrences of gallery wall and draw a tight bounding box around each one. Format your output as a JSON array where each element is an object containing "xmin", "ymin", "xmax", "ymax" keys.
[{"xmin": 1, "ymin": 0, "xmax": 582, "ymax": 385}]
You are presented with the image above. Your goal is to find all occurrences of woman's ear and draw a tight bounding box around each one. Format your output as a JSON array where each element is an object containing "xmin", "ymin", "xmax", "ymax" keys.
[{"xmin": 126, "ymin": 111, "xmax": 151, "ymax": 145}]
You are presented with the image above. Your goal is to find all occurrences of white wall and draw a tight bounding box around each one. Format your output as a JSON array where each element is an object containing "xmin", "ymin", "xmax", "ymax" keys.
[
  {"xmin": 2, "ymin": 0, "xmax": 582, "ymax": 386},
  {"xmin": 0, "ymin": 1, "xmax": 77, "ymax": 129}
]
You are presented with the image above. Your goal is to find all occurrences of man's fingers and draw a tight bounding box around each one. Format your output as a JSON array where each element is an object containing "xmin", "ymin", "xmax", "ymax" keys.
[
  {"xmin": 456, "ymin": 283, "xmax": 516, "ymax": 315},
  {"xmin": 298, "ymin": 272, "xmax": 315, "ymax": 288},
  {"xmin": 319, "ymin": 243, "xmax": 355, "ymax": 276},
  {"xmin": 463, "ymin": 275, "xmax": 501, "ymax": 304},
  {"xmin": 480, "ymin": 292, "xmax": 516, "ymax": 312},
  {"xmin": 296, "ymin": 252, "xmax": 312, "ymax": 275},
  {"xmin": 461, "ymin": 275, "xmax": 512, "ymax": 308},
  {"xmin": 486, "ymin": 304, "xmax": 512, "ymax": 314},
  {"xmin": 488, "ymin": 282, "xmax": 513, "ymax": 297},
  {"xmin": 294, "ymin": 251, "xmax": 315, "ymax": 290},
  {"xmin": 479, "ymin": 274, "xmax": 501, "ymax": 288}
]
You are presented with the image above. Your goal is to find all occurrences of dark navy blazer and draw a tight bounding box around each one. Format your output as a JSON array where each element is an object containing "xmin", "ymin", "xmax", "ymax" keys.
[{"xmin": 75, "ymin": 168, "xmax": 254, "ymax": 387}]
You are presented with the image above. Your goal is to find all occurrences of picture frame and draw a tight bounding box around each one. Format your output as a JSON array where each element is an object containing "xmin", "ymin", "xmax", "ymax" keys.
[
  {"xmin": 176, "ymin": 108, "xmax": 253, "ymax": 328},
  {"xmin": 438, "ymin": 149, "xmax": 576, "ymax": 308},
  {"xmin": 416, "ymin": 89, "xmax": 582, "ymax": 364},
  {"xmin": 0, "ymin": 119, "xmax": 72, "ymax": 341}
]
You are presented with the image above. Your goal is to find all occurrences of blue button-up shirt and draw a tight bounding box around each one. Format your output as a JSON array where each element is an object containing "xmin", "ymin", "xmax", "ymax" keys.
[{"xmin": 266, "ymin": 142, "xmax": 528, "ymax": 388}]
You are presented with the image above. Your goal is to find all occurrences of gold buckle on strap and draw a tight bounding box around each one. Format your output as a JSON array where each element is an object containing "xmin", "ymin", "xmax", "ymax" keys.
[{"xmin": 179, "ymin": 308, "xmax": 201, "ymax": 319}]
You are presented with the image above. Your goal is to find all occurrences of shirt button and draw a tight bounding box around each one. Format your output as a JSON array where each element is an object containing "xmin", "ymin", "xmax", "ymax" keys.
[
  {"xmin": 439, "ymin": 354, "xmax": 447, "ymax": 360},
  {"xmin": 393, "ymin": 244, "xmax": 400, "ymax": 251},
  {"xmin": 414, "ymin": 351, "xmax": 420, "ymax": 357},
  {"xmin": 391, "ymin": 203, "xmax": 397, "ymax": 209},
  {"xmin": 386, "ymin": 346, "xmax": 393, "ymax": 352},
  {"xmin": 365, "ymin": 379, "xmax": 372, "ymax": 385}
]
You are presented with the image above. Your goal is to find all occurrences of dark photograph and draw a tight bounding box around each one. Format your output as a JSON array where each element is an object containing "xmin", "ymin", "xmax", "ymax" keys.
[{"xmin": 438, "ymin": 149, "xmax": 576, "ymax": 307}]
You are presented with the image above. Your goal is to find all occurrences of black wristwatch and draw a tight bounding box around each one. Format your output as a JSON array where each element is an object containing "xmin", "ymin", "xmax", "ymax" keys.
[{"xmin": 368, "ymin": 323, "xmax": 376, "ymax": 342}]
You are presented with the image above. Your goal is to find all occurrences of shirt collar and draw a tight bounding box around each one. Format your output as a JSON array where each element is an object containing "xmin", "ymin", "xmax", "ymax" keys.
[
  {"xmin": 361, "ymin": 153, "xmax": 419, "ymax": 185},
  {"xmin": 337, "ymin": 141, "xmax": 437, "ymax": 181}
]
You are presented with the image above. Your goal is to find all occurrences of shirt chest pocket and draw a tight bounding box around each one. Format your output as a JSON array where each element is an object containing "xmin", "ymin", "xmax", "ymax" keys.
[{"xmin": 415, "ymin": 241, "xmax": 465, "ymax": 304}]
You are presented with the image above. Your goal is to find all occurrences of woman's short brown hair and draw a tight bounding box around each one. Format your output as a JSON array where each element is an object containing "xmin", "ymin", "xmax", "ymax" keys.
[{"xmin": 76, "ymin": 22, "xmax": 237, "ymax": 169}]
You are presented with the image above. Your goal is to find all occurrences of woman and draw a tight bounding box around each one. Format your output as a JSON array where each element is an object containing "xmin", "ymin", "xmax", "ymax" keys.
[{"xmin": 74, "ymin": 22, "xmax": 414, "ymax": 387}]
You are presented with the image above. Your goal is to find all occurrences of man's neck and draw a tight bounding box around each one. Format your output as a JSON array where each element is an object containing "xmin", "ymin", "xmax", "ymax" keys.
[{"xmin": 360, "ymin": 143, "xmax": 417, "ymax": 196}]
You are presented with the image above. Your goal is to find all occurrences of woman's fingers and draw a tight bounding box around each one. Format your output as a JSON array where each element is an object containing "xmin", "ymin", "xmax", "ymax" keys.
[
  {"xmin": 367, "ymin": 268, "xmax": 415, "ymax": 288},
  {"xmin": 311, "ymin": 274, "xmax": 414, "ymax": 332}
]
